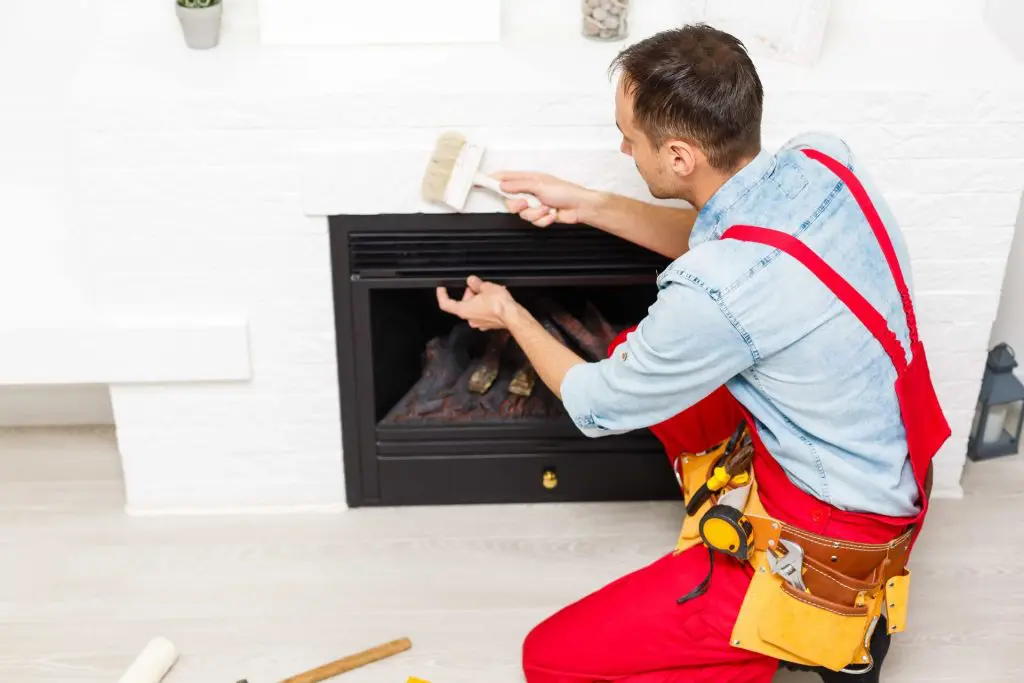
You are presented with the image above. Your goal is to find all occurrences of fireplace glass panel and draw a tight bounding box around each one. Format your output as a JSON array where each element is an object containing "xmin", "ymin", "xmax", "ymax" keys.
[{"xmin": 370, "ymin": 284, "xmax": 656, "ymax": 428}]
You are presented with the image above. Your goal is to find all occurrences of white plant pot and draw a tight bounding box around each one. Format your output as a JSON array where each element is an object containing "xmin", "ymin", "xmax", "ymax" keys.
[{"xmin": 176, "ymin": 3, "xmax": 223, "ymax": 49}]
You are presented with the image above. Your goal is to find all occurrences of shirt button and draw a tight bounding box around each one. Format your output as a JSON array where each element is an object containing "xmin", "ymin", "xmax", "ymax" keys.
[
  {"xmin": 620, "ymin": 351, "xmax": 628, "ymax": 361},
  {"xmin": 811, "ymin": 510, "xmax": 824, "ymax": 524}
]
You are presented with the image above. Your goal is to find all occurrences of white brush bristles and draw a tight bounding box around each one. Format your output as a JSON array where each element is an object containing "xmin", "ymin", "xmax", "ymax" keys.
[
  {"xmin": 421, "ymin": 131, "xmax": 486, "ymax": 211},
  {"xmin": 421, "ymin": 131, "xmax": 468, "ymax": 204}
]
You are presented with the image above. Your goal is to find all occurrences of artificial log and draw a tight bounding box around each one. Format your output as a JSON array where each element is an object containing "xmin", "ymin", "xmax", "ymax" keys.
[
  {"xmin": 435, "ymin": 365, "xmax": 481, "ymax": 421},
  {"xmin": 500, "ymin": 382, "xmax": 562, "ymax": 420},
  {"xmin": 583, "ymin": 300, "xmax": 619, "ymax": 352},
  {"xmin": 478, "ymin": 367, "xmax": 513, "ymax": 414},
  {"xmin": 509, "ymin": 365, "xmax": 536, "ymax": 398},
  {"xmin": 468, "ymin": 330, "xmax": 510, "ymax": 394},
  {"xmin": 544, "ymin": 301, "xmax": 608, "ymax": 361},
  {"xmin": 384, "ymin": 324, "xmax": 473, "ymax": 422},
  {"xmin": 543, "ymin": 318, "xmax": 572, "ymax": 347}
]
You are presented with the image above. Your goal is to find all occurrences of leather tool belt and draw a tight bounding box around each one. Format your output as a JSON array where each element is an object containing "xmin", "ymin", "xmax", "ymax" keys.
[{"xmin": 673, "ymin": 428, "xmax": 913, "ymax": 674}]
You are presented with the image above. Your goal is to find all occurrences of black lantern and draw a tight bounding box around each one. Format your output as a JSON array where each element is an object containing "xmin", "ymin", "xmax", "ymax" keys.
[{"xmin": 968, "ymin": 343, "xmax": 1024, "ymax": 461}]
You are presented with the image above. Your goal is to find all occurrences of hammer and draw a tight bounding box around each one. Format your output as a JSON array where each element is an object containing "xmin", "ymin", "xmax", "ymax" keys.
[{"xmin": 239, "ymin": 637, "xmax": 412, "ymax": 683}]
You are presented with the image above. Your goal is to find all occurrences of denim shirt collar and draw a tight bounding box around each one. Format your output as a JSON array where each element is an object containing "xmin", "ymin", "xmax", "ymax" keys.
[{"xmin": 689, "ymin": 149, "xmax": 777, "ymax": 247}]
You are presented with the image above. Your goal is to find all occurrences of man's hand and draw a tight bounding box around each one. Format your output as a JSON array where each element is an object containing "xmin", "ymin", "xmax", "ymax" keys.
[
  {"xmin": 436, "ymin": 275, "xmax": 517, "ymax": 331},
  {"xmin": 493, "ymin": 170, "xmax": 697, "ymax": 260},
  {"xmin": 437, "ymin": 274, "xmax": 586, "ymax": 399},
  {"xmin": 493, "ymin": 172, "xmax": 601, "ymax": 228}
]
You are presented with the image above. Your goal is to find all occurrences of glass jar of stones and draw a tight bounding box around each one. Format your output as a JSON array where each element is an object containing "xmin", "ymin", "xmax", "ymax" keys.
[{"xmin": 582, "ymin": 0, "xmax": 629, "ymax": 41}]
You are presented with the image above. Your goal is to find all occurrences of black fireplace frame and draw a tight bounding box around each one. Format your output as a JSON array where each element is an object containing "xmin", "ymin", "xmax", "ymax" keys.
[{"xmin": 329, "ymin": 212, "xmax": 681, "ymax": 507}]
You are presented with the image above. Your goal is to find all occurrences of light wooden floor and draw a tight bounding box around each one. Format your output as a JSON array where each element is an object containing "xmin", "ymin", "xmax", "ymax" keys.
[{"xmin": 2, "ymin": 426, "xmax": 1020, "ymax": 683}]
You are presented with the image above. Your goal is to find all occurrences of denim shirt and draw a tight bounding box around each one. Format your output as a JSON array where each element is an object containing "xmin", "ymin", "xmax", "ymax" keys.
[{"xmin": 560, "ymin": 131, "xmax": 920, "ymax": 517}]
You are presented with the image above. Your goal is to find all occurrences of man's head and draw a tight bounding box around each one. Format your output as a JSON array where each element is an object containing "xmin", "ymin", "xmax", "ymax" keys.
[{"xmin": 610, "ymin": 24, "xmax": 763, "ymax": 203}]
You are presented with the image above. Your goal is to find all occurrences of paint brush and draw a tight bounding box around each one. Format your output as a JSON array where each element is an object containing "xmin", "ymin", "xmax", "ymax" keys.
[{"xmin": 421, "ymin": 131, "xmax": 548, "ymax": 213}]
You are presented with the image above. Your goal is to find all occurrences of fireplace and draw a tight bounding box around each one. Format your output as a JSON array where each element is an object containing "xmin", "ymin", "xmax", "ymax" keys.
[{"xmin": 329, "ymin": 212, "xmax": 684, "ymax": 507}]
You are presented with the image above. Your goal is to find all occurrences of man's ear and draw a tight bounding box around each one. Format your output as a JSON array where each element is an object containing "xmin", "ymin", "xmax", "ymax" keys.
[{"xmin": 665, "ymin": 139, "xmax": 698, "ymax": 177}]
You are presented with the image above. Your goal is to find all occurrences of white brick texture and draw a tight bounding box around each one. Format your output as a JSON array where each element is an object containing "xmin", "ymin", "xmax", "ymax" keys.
[{"xmin": 60, "ymin": 3, "xmax": 1024, "ymax": 511}]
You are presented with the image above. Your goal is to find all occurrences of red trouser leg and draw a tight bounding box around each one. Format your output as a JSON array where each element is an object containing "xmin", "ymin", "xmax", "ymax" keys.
[
  {"xmin": 522, "ymin": 347, "xmax": 777, "ymax": 683},
  {"xmin": 522, "ymin": 545, "xmax": 777, "ymax": 683}
]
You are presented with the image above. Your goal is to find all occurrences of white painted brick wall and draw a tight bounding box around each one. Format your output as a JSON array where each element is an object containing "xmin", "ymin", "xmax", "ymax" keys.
[{"xmin": 47, "ymin": 0, "xmax": 1024, "ymax": 510}]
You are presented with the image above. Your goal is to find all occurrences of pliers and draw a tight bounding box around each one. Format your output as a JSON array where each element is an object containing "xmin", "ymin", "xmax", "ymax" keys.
[{"xmin": 685, "ymin": 423, "xmax": 753, "ymax": 517}]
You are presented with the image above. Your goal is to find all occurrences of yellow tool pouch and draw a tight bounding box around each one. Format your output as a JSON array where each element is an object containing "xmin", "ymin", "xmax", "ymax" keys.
[{"xmin": 673, "ymin": 443, "xmax": 914, "ymax": 673}]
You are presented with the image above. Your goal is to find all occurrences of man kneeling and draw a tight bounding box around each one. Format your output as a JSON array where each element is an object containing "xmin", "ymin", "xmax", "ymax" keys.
[{"xmin": 437, "ymin": 23, "xmax": 947, "ymax": 683}]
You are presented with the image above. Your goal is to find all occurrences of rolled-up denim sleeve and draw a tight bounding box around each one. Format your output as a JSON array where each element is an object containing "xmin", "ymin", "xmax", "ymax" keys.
[{"xmin": 559, "ymin": 276, "xmax": 755, "ymax": 437}]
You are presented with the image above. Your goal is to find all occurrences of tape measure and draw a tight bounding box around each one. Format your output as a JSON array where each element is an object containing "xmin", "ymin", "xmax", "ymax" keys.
[
  {"xmin": 698, "ymin": 504, "xmax": 754, "ymax": 561},
  {"xmin": 677, "ymin": 502, "xmax": 756, "ymax": 605}
]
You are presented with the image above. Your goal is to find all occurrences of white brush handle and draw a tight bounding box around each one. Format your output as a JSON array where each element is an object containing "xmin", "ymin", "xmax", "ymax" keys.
[{"xmin": 474, "ymin": 173, "xmax": 543, "ymax": 209}]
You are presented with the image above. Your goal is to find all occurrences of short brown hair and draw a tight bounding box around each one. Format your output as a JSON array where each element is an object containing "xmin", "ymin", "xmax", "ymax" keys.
[{"xmin": 609, "ymin": 24, "xmax": 763, "ymax": 172}]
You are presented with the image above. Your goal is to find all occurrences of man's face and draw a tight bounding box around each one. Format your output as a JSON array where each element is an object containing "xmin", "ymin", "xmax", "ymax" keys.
[{"xmin": 614, "ymin": 76, "xmax": 695, "ymax": 201}]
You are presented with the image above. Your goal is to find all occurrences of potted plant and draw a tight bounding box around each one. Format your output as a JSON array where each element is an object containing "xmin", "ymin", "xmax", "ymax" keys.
[{"xmin": 176, "ymin": 0, "xmax": 222, "ymax": 50}]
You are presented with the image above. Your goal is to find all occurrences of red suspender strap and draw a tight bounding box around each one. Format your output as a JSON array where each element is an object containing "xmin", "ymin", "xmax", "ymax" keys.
[
  {"xmin": 800, "ymin": 148, "xmax": 919, "ymax": 345},
  {"xmin": 720, "ymin": 225, "xmax": 908, "ymax": 374}
]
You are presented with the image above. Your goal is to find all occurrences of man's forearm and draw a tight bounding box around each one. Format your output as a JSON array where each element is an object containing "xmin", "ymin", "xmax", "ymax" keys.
[
  {"xmin": 503, "ymin": 303, "xmax": 586, "ymax": 399},
  {"xmin": 578, "ymin": 191, "xmax": 697, "ymax": 260}
]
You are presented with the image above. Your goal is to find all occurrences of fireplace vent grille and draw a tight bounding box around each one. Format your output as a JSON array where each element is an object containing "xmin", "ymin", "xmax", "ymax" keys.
[{"xmin": 348, "ymin": 228, "xmax": 669, "ymax": 279}]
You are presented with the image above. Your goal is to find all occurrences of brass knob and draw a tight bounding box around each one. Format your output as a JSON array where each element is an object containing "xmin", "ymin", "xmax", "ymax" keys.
[{"xmin": 542, "ymin": 468, "xmax": 558, "ymax": 490}]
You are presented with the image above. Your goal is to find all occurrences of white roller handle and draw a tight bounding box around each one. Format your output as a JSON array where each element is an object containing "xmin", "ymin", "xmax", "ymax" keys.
[
  {"xmin": 473, "ymin": 173, "xmax": 544, "ymax": 209},
  {"xmin": 118, "ymin": 637, "xmax": 179, "ymax": 683}
]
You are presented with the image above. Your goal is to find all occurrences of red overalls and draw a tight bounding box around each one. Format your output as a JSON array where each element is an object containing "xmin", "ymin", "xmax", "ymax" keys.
[{"xmin": 522, "ymin": 150, "xmax": 950, "ymax": 683}]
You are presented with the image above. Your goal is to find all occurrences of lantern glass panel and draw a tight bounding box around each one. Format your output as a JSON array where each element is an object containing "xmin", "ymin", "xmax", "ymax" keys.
[
  {"xmin": 982, "ymin": 402, "xmax": 1010, "ymax": 445},
  {"xmin": 1009, "ymin": 399, "xmax": 1024, "ymax": 444},
  {"xmin": 973, "ymin": 398, "xmax": 1024, "ymax": 459},
  {"xmin": 970, "ymin": 342, "xmax": 1024, "ymax": 461}
]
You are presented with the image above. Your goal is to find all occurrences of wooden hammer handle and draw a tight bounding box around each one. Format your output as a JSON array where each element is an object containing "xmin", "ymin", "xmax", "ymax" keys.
[{"xmin": 279, "ymin": 638, "xmax": 412, "ymax": 683}]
